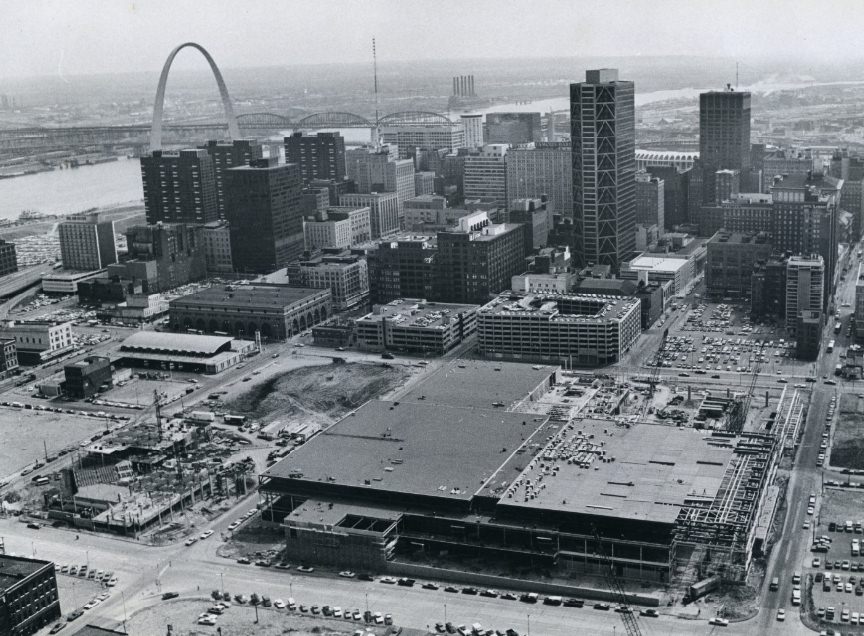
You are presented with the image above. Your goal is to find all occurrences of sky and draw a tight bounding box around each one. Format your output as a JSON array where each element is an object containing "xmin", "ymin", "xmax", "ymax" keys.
[{"xmin": 3, "ymin": 0, "xmax": 864, "ymax": 80}]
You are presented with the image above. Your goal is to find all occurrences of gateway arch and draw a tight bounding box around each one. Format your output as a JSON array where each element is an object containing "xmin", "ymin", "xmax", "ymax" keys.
[{"xmin": 150, "ymin": 42, "xmax": 240, "ymax": 150}]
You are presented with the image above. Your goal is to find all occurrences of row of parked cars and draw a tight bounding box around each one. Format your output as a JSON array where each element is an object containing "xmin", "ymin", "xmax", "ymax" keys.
[{"xmin": 55, "ymin": 562, "xmax": 117, "ymax": 586}]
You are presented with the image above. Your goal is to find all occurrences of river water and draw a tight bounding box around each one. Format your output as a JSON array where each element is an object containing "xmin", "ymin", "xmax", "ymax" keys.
[
  {"xmin": 0, "ymin": 157, "xmax": 143, "ymax": 221},
  {"xmin": 3, "ymin": 78, "xmax": 861, "ymax": 222}
]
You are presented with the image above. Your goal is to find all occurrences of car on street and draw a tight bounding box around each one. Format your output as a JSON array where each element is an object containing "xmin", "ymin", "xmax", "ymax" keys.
[
  {"xmin": 709, "ymin": 617, "xmax": 729, "ymax": 626},
  {"xmin": 296, "ymin": 565, "xmax": 314, "ymax": 573},
  {"xmin": 640, "ymin": 608, "xmax": 659, "ymax": 617},
  {"xmin": 380, "ymin": 576, "xmax": 397, "ymax": 584},
  {"xmin": 338, "ymin": 570, "xmax": 356, "ymax": 578},
  {"xmin": 161, "ymin": 592, "xmax": 179, "ymax": 600},
  {"xmin": 422, "ymin": 582, "xmax": 440, "ymax": 590},
  {"xmin": 66, "ymin": 610, "xmax": 84, "ymax": 622},
  {"xmin": 236, "ymin": 558, "xmax": 250, "ymax": 564},
  {"xmin": 777, "ymin": 608, "xmax": 785, "ymax": 621},
  {"xmin": 49, "ymin": 624, "xmax": 66, "ymax": 634},
  {"xmin": 199, "ymin": 530, "xmax": 214, "ymax": 539},
  {"xmin": 184, "ymin": 537, "xmax": 198, "ymax": 546},
  {"xmin": 273, "ymin": 599, "xmax": 285, "ymax": 609}
]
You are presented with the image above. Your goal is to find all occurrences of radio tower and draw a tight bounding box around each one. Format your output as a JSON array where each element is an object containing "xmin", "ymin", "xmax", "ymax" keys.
[{"xmin": 372, "ymin": 36, "xmax": 380, "ymax": 149}]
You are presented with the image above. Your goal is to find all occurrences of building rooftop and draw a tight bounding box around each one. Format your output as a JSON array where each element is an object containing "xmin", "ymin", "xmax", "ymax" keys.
[
  {"xmin": 357, "ymin": 299, "xmax": 479, "ymax": 330},
  {"xmin": 170, "ymin": 284, "xmax": 326, "ymax": 310},
  {"xmin": 120, "ymin": 331, "xmax": 233, "ymax": 356},
  {"xmin": 398, "ymin": 359, "xmax": 557, "ymax": 410},
  {"xmin": 495, "ymin": 420, "xmax": 735, "ymax": 525},
  {"xmin": 708, "ymin": 231, "xmax": 772, "ymax": 246},
  {"xmin": 574, "ymin": 279, "xmax": 637, "ymax": 295},
  {"xmin": 0, "ymin": 555, "xmax": 51, "ymax": 594},
  {"xmin": 478, "ymin": 292, "xmax": 640, "ymax": 324},
  {"xmin": 626, "ymin": 255, "xmax": 690, "ymax": 274},
  {"xmin": 264, "ymin": 399, "xmax": 549, "ymax": 502}
]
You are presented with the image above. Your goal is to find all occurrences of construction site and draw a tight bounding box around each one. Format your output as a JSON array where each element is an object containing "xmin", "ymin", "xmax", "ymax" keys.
[{"xmin": 257, "ymin": 358, "xmax": 809, "ymax": 602}]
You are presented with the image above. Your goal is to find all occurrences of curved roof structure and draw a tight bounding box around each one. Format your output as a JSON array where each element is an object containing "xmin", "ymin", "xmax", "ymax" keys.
[{"xmin": 120, "ymin": 331, "xmax": 233, "ymax": 356}]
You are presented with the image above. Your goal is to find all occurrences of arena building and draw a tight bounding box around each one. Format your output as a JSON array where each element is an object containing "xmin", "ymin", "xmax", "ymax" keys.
[{"xmin": 258, "ymin": 360, "xmax": 768, "ymax": 586}]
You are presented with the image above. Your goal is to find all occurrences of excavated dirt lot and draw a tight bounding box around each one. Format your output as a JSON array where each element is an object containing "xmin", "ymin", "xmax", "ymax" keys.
[{"xmin": 225, "ymin": 362, "xmax": 409, "ymax": 430}]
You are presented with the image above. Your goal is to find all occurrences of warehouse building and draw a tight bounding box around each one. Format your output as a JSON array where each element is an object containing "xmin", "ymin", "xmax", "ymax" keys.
[
  {"xmin": 354, "ymin": 299, "xmax": 479, "ymax": 355},
  {"xmin": 63, "ymin": 356, "xmax": 112, "ymax": 399},
  {"xmin": 169, "ymin": 284, "xmax": 331, "ymax": 340},
  {"xmin": 476, "ymin": 292, "xmax": 641, "ymax": 366}
]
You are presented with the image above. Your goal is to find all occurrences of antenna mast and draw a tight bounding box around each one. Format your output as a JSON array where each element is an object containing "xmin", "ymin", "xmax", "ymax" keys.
[{"xmin": 373, "ymin": 37, "xmax": 380, "ymax": 149}]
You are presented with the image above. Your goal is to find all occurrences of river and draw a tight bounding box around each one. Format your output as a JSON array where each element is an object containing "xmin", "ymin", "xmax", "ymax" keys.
[
  {"xmin": 0, "ymin": 157, "xmax": 143, "ymax": 221},
  {"xmin": 4, "ymin": 78, "xmax": 862, "ymax": 222}
]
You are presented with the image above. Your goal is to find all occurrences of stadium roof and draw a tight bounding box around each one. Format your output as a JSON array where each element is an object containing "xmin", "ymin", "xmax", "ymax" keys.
[
  {"xmin": 120, "ymin": 331, "xmax": 233, "ymax": 355},
  {"xmin": 264, "ymin": 399, "xmax": 548, "ymax": 502}
]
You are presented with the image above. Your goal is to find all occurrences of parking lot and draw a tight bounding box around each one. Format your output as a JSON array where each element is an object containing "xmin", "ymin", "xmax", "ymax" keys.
[
  {"xmin": 806, "ymin": 488, "xmax": 864, "ymax": 627},
  {"xmin": 647, "ymin": 302, "xmax": 814, "ymax": 377}
]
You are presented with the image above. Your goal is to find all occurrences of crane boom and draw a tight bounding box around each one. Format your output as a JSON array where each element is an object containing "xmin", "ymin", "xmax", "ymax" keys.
[{"xmin": 592, "ymin": 526, "xmax": 643, "ymax": 636}]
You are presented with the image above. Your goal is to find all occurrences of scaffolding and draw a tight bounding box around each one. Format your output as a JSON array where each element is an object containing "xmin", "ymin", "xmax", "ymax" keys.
[{"xmin": 673, "ymin": 432, "xmax": 777, "ymax": 583}]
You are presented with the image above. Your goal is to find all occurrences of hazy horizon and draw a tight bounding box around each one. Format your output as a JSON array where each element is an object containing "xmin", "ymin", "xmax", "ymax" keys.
[{"xmin": 4, "ymin": 0, "xmax": 864, "ymax": 81}]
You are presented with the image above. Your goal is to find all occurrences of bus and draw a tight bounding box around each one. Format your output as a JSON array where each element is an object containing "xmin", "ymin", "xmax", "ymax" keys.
[
  {"xmin": 828, "ymin": 340, "xmax": 835, "ymax": 353},
  {"xmin": 223, "ymin": 414, "xmax": 247, "ymax": 426}
]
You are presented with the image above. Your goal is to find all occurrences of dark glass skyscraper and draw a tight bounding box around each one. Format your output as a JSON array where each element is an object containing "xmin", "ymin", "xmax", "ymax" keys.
[
  {"xmin": 285, "ymin": 132, "xmax": 346, "ymax": 185},
  {"xmin": 699, "ymin": 88, "xmax": 751, "ymax": 200},
  {"xmin": 203, "ymin": 139, "xmax": 264, "ymax": 220},
  {"xmin": 570, "ymin": 68, "xmax": 635, "ymax": 272},
  {"xmin": 140, "ymin": 148, "xmax": 218, "ymax": 224},
  {"xmin": 225, "ymin": 158, "xmax": 304, "ymax": 274}
]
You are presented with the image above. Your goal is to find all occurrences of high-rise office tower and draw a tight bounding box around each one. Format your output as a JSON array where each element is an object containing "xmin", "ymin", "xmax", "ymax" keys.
[
  {"xmin": 461, "ymin": 114, "xmax": 484, "ymax": 148},
  {"xmin": 699, "ymin": 88, "xmax": 751, "ymax": 200},
  {"xmin": 646, "ymin": 166, "xmax": 690, "ymax": 230},
  {"xmin": 785, "ymin": 254, "xmax": 824, "ymax": 337},
  {"xmin": 140, "ymin": 149, "xmax": 219, "ymax": 224},
  {"xmin": 570, "ymin": 68, "xmax": 636, "ymax": 271},
  {"xmin": 284, "ymin": 132, "xmax": 346, "ymax": 185},
  {"xmin": 58, "ymin": 212, "xmax": 117, "ymax": 271},
  {"xmin": 464, "ymin": 144, "xmax": 509, "ymax": 207},
  {"xmin": 506, "ymin": 142, "xmax": 573, "ymax": 218},
  {"xmin": 635, "ymin": 171, "xmax": 664, "ymax": 230},
  {"xmin": 345, "ymin": 149, "xmax": 416, "ymax": 217},
  {"xmin": 203, "ymin": 139, "xmax": 264, "ymax": 220},
  {"xmin": 225, "ymin": 158, "xmax": 305, "ymax": 274}
]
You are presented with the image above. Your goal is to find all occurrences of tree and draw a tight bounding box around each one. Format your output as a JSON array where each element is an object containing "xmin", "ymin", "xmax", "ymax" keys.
[
  {"xmin": 211, "ymin": 590, "xmax": 221, "ymax": 602},
  {"xmin": 250, "ymin": 592, "xmax": 260, "ymax": 606}
]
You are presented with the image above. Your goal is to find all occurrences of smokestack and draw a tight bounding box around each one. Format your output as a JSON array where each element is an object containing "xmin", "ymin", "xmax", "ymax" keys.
[
  {"xmin": 460, "ymin": 76, "xmax": 466, "ymax": 97},
  {"xmin": 470, "ymin": 75, "xmax": 475, "ymax": 96},
  {"xmin": 453, "ymin": 77, "xmax": 457, "ymax": 96}
]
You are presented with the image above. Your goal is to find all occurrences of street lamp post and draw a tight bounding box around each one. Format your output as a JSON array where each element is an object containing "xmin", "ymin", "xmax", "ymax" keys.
[
  {"xmin": 220, "ymin": 572, "xmax": 224, "ymax": 597},
  {"xmin": 121, "ymin": 590, "xmax": 128, "ymax": 631},
  {"xmin": 527, "ymin": 613, "xmax": 531, "ymax": 636}
]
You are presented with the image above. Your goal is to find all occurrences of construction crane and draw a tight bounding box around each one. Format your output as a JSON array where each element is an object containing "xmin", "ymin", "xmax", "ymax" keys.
[
  {"xmin": 639, "ymin": 328, "xmax": 668, "ymax": 422},
  {"xmin": 592, "ymin": 526, "xmax": 643, "ymax": 636}
]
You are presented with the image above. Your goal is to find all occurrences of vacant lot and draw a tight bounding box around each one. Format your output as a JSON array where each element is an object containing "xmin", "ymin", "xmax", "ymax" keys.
[
  {"xmin": 226, "ymin": 362, "xmax": 409, "ymax": 430},
  {"xmin": 126, "ymin": 598, "xmax": 382, "ymax": 636},
  {"xmin": 0, "ymin": 407, "xmax": 105, "ymax": 477},
  {"xmin": 830, "ymin": 394, "xmax": 864, "ymax": 470}
]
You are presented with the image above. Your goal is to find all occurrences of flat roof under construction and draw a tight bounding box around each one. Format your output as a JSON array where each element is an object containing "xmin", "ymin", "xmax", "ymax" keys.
[
  {"xmin": 397, "ymin": 359, "xmax": 557, "ymax": 410},
  {"xmin": 263, "ymin": 399, "xmax": 549, "ymax": 501},
  {"xmin": 494, "ymin": 419, "xmax": 734, "ymax": 525}
]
